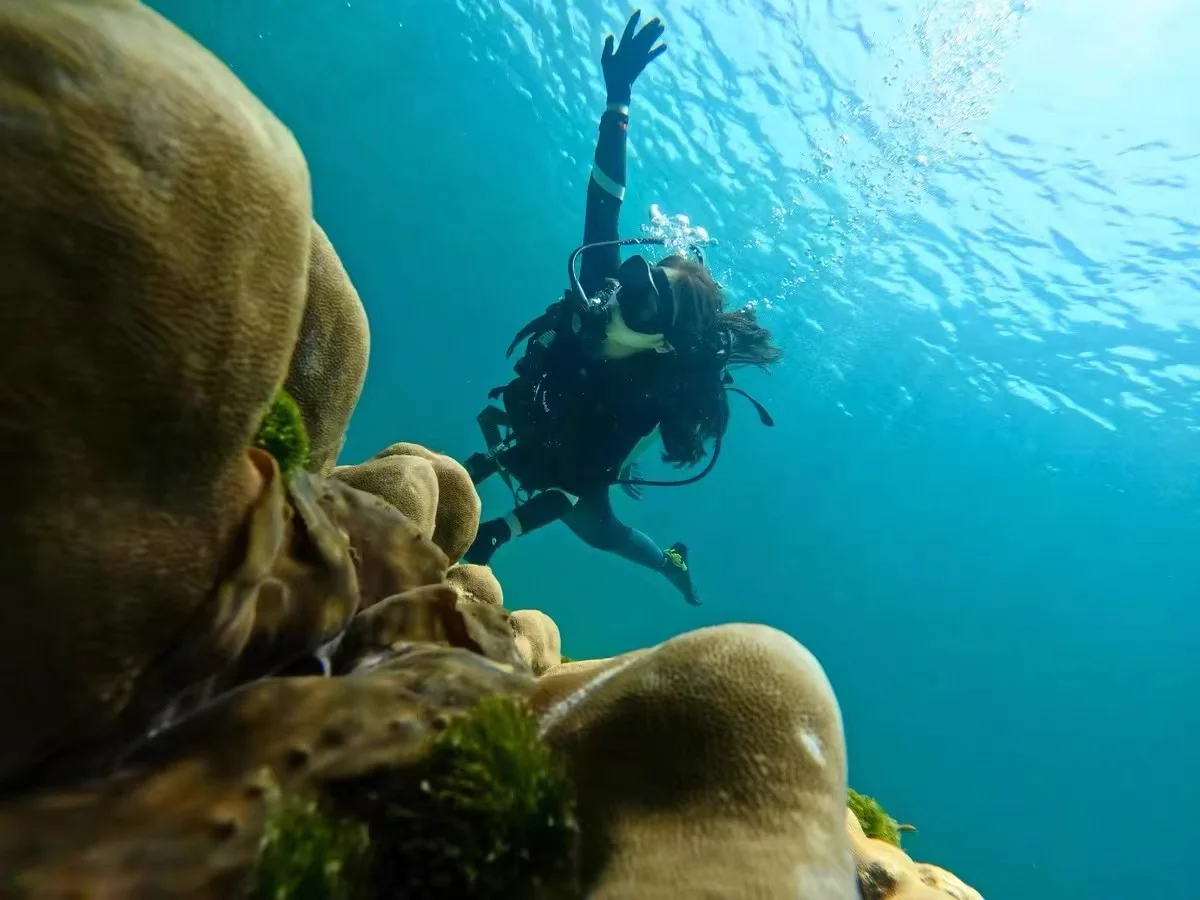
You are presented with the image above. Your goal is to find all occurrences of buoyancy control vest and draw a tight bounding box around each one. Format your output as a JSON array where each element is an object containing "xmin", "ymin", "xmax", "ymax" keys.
[{"xmin": 484, "ymin": 287, "xmax": 774, "ymax": 491}]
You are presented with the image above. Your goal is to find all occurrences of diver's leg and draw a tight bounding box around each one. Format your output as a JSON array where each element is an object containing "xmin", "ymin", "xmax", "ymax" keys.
[
  {"xmin": 463, "ymin": 405, "xmax": 511, "ymax": 486},
  {"xmin": 477, "ymin": 405, "xmax": 509, "ymax": 447},
  {"xmin": 562, "ymin": 488, "xmax": 699, "ymax": 605},
  {"xmin": 462, "ymin": 451, "xmax": 498, "ymax": 486},
  {"xmin": 463, "ymin": 489, "xmax": 574, "ymax": 565}
]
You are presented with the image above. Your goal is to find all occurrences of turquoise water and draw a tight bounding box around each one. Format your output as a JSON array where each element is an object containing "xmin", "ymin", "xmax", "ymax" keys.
[{"xmin": 153, "ymin": 1, "xmax": 1197, "ymax": 896}]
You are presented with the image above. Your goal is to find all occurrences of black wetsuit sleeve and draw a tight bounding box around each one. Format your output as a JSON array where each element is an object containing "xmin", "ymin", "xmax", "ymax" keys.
[{"xmin": 578, "ymin": 104, "xmax": 630, "ymax": 298}]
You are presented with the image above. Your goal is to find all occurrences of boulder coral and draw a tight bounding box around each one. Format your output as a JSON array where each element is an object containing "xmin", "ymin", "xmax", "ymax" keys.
[
  {"xmin": 510, "ymin": 608, "xmax": 563, "ymax": 676},
  {"xmin": 285, "ymin": 221, "xmax": 371, "ymax": 476},
  {"xmin": 0, "ymin": 0, "xmax": 312, "ymax": 786},
  {"xmin": 0, "ymin": 0, "xmax": 454, "ymax": 789},
  {"xmin": 447, "ymin": 562, "xmax": 505, "ymax": 607},
  {"xmin": 534, "ymin": 624, "xmax": 859, "ymax": 900},
  {"xmin": 333, "ymin": 453, "xmax": 441, "ymax": 540},
  {"xmin": 370, "ymin": 441, "xmax": 482, "ymax": 559}
]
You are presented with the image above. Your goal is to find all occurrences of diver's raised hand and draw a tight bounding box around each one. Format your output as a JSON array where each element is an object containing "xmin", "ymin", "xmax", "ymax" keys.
[{"xmin": 601, "ymin": 10, "xmax": 667, "ymax": 104}]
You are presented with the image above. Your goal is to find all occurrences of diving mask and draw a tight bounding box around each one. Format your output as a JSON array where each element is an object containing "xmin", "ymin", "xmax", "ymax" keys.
[
  {"xmin": 565, "ymin": 235, "xmax": 709, "ymax": 315},
  {"xmin": 615, "ymin": 253, "xmax": 676, "ymax": 335}
]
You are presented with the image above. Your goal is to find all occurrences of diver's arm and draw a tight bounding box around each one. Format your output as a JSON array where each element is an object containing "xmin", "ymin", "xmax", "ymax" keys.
[
  {"xmin": 617, "ymin": 425, "xmax": 660, "ymax": 499},
  {"xmin": 580, "ymin": 12, "xmax": 666, "ymax": 298},
  {"xmin": 619, "ymin": 425, "xmax": 660, "ymax": 474},
  {"xmin": 578, "ymin": 102, "xmax": 629, "ymax": 298}
]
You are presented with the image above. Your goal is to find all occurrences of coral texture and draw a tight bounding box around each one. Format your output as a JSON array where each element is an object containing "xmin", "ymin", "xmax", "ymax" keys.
[
  {"xmin": 448, "ymin": 563, "xmax": 505, "ymax": 607},
  {"xmin": 534, "ymin": 624, "xmax": 858, "ymax": 899},
  {"xmin": 333, "ymin": 454, "xmax": 441, "ymax": 539},
  {"xmin": 0, "ymin": 0, "xmax": 311, "ymax": 785},
  {"xmin": 285, "ymin": 220, "xmax": 370, "ymax": 475},
  {"xmin": 510, "ymin": 609, "xmax": 563, "ymax": 676},
  {"xmin": 370, "ymin": 442, "xmax": 482, "ymax": 559}
]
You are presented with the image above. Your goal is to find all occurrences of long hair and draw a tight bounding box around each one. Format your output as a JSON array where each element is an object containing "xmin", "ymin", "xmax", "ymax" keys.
[
  {"xmin": 655, "ymin": 255, "xmax": 721, "ymax": 334},
  {"xmin": 720, "ymin": 303, "xmax": 783, "ymax": 369},
  {"xmin": 654, "ymin": 257, "xmax": 782, "ymax": 467}
]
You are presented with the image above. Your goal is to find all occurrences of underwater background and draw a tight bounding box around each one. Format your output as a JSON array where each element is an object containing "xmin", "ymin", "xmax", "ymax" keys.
[{"xmin": 149, "ymin": 0, "xmax": 1197, "ymax": 897}]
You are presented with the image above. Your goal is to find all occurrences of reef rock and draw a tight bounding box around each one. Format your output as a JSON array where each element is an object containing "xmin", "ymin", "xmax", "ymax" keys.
[
  {"xmin": 285, "ymin": 221, "xmax": 371, "ymax": 475},
  {"xmin": 314, "ymin": 473, "xmax": 449, "ymax": 610},
  {"xmin": 0, "ymin": 0, "xmax": 312, "ymax": 786},
  {"xmin": 533, "ymin": 624, "xmax": 859, "ymax": 899},
  {"xmin": 331, "ymin": 583, "xmax": 528, "ymax": 675},
  {"xmin": 16, "ymin": 449, "xmax": 458, "ymax": 784},
  {"xmin": 849, "ymin": 810, "xmax": 983, "ymax": 900},
  {"xmin": 371, "ymin": 442, "xmax": 482, "ymax": 559},
  {"xmin": 0, "ymin": 647, "xmax": 539, "ymax": 899},
  {"xmin": 511, "ymin": 609, "xmax": 563, "ymax": 675},
  {"xmin": 911, "ymin": 865, "xmax": 983, "ymax": 900},
  {"xmin": 1, "ymin": 616, "xmax": 858, "ymax": 900}
]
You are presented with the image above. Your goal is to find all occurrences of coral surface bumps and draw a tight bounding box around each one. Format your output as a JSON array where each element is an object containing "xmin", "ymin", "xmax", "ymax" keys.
[{"xmin": 0, "ymin": 0, "xmax": 312, "ymax": 786}]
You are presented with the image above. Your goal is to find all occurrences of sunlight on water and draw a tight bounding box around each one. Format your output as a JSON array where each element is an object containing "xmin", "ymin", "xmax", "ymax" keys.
[
  {"xmin": 883, "ymin": 0, "xmax": 1030, "ymax": 161},
  {"xmin": 463, "ymin": 0, "xmax": 1200, "ymax": 438}
]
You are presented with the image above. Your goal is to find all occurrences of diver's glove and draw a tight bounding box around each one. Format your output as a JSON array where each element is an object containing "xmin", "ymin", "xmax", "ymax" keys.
[
  {"xmin": 601, "ymin": 10, "xmax": 667, "ymax": 105},
  {"xmin": 619, "ymin": 463, "xmax": 644, "ymax": 500}
]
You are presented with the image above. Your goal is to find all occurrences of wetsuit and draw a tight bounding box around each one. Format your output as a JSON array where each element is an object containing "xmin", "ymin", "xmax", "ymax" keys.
[{"xmin": 464, "ymin": 100, "xmax": 697, "ymax": 605}]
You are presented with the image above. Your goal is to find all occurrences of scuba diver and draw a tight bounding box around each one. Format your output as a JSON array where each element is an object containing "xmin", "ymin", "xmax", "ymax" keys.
[{"xmin": 461, "ymin": 10, "xmax": 782, "ymax": 606}]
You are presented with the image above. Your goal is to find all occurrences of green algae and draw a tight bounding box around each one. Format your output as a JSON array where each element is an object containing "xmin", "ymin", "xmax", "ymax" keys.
[
  {"xmin": 247, "ymin": 780, "xmax": 371, "ymax": 900},
  {"xmin": 253, "ymin": 388, "xmax": 310, "ymax": 476},
  {"xmin": 848, "ymin": 788, "xmax": 917, "ymax": 848},
  {"xmin": 246, "ymin": 695, "xmax": 576, "ymax": 899},
  {"xmin": 330, "ymin": 693, "xmax": 578, "ymax": 898}
]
